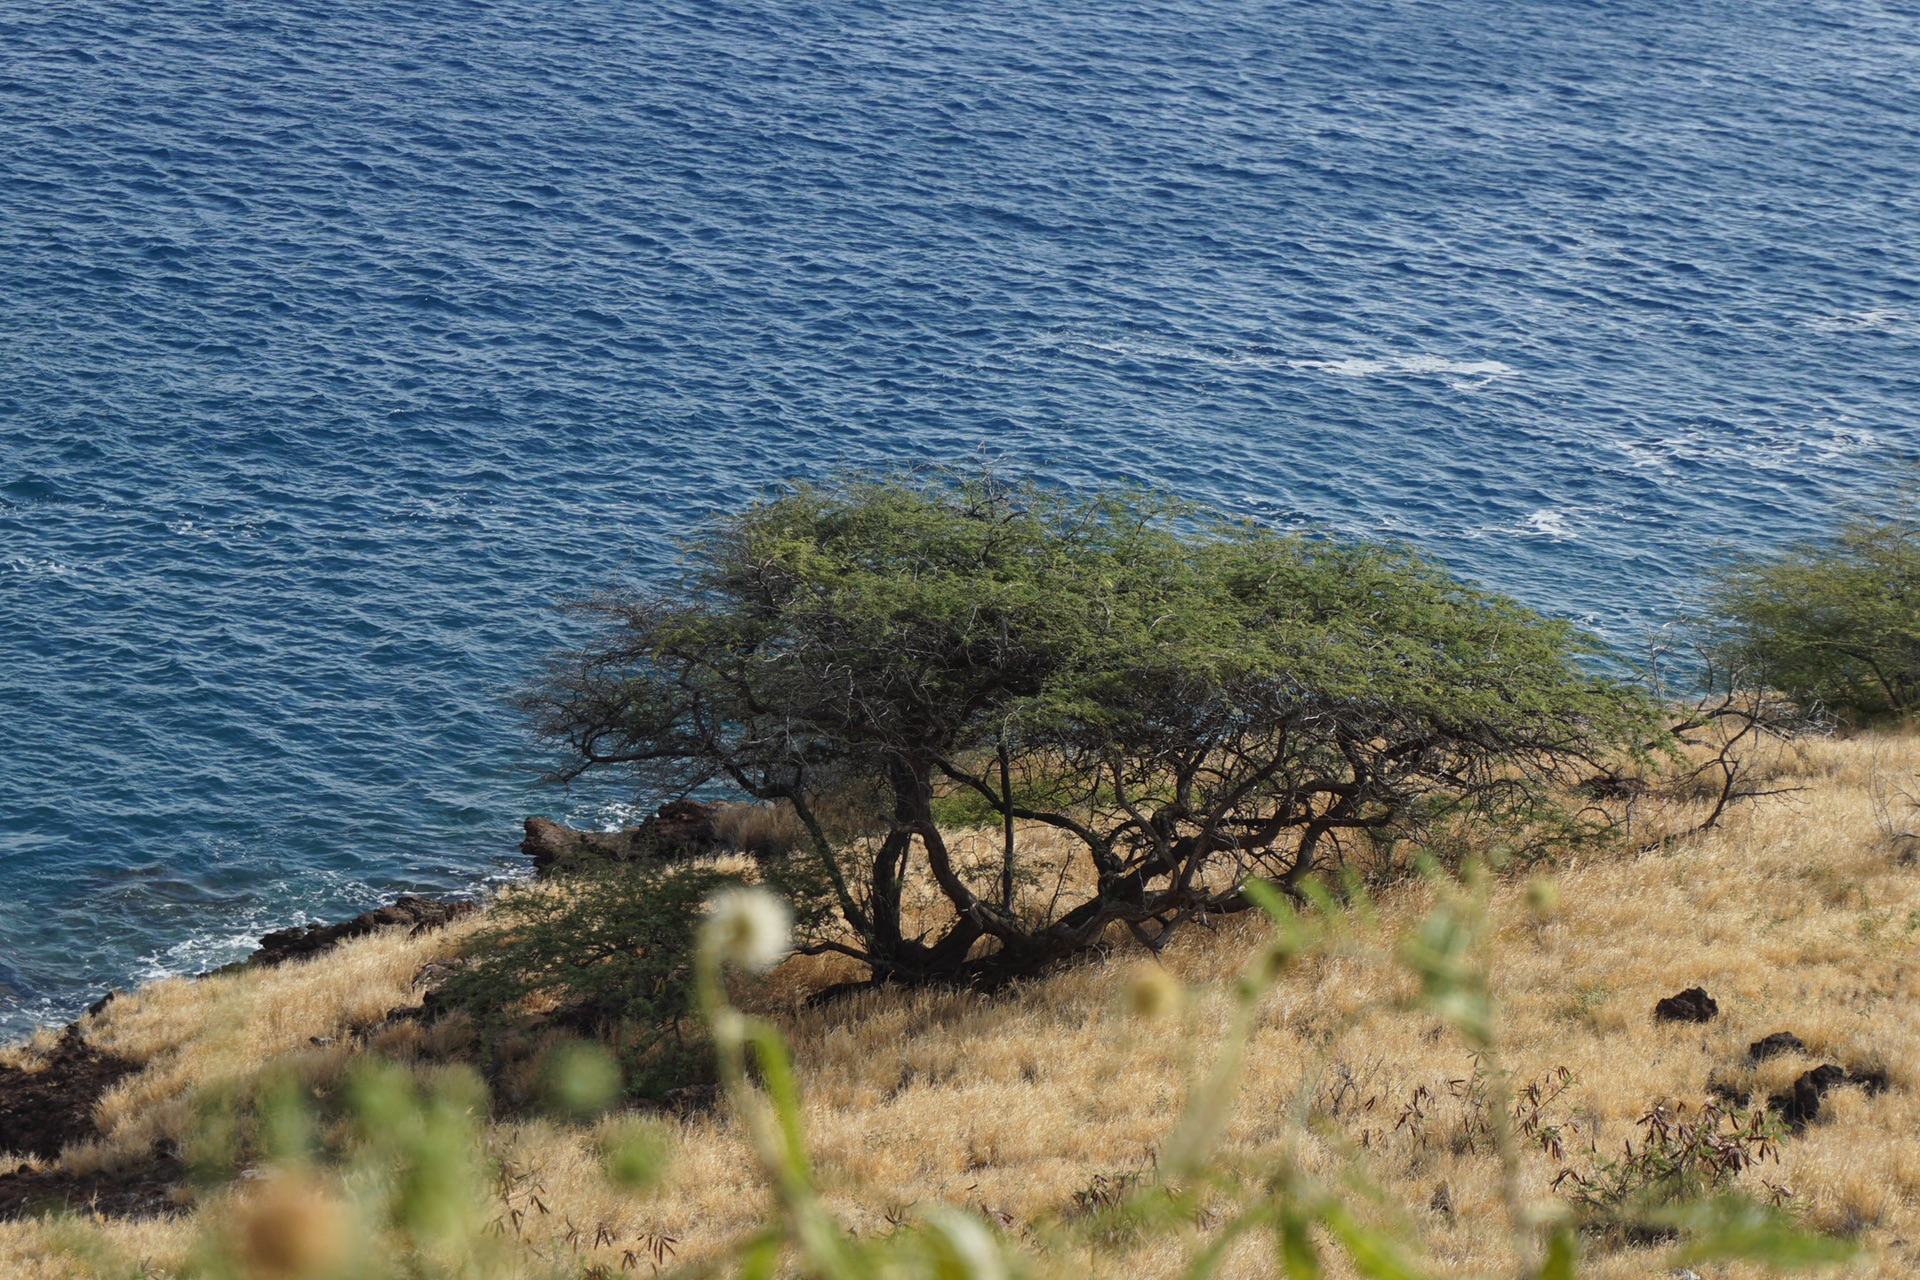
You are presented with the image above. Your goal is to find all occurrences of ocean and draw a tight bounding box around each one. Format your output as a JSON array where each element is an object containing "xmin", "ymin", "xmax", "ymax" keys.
[{"xmin": 3, "ymin": 0, "xmax": 1917, "ymax": 1036}]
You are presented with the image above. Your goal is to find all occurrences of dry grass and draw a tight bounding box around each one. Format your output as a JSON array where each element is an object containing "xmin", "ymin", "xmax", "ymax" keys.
[
  {"xmin": 709, "ymin": 800, "xmax": 807, "ymax": 856},
  {"xmin": 67, "ymin": 917, "xmax": 480, "ymax": 1175},
  {"xmin": 7, "ymin": 730, "xmax": 1920, "ymax": 1276}
]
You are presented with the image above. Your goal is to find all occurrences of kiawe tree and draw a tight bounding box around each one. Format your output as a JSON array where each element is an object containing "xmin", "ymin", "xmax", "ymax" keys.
[{"xmin": 526, "ymin": 472, "xmax": 1657, "ymax": 985}]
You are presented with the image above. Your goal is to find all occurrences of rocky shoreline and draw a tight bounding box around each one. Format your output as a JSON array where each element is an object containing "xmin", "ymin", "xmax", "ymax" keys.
[
  {"xmin": 0, "ymin": 804, "xmax": 724, "ymax": 1220},
  {"xmin": 0, "ymin": 891, "xmax": 480, "ymax": 1220},
  {"xmin": 520, "ymin": 799, "xmax": 730, "ymax": 873}
]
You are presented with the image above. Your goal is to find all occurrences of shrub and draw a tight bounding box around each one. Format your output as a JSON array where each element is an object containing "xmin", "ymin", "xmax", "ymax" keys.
[
  {"xmin": 441, "ymin": 862, "xmax": 737, "ymax": 1099},
  {"xmin": 1708, "ymin": 497, "xmax": 1920, "ymax": 719},
  {"xmin": 525, "ymin": 469, "xmax": 1662, "ymax": 985},
  {"xmin": 1554, "ymin": 1101, "xmax": 1785, "ymax": 1245}
]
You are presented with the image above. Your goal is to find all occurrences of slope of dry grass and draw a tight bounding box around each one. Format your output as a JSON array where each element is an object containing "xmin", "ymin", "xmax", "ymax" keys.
[{"xmin": 5, "ymin": 730, "xmax": 1920, "ymax": 1277}]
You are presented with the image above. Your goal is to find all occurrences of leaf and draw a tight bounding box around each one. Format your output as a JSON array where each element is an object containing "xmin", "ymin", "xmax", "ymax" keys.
[
  {"xmin": 1181, "ymin": 1207, "xmax": 1263, "ymax": 1280},
  {"xmin": 745, "ymin": 1018, "xmax": 814, "ymax": 1186},
  {"xmin": 1321, "ymin": 1205, "xmax": 1429, "ymax": 1280},
  {"xmin": 1238, "ymin": 876, "xmax": 1292, "ymax": 924},
  {"xmin": 919, "ymin": 1206, "xmax": 1009, "ymax": 1280},
  {"xmin": 1277, "ymin": 1210, "xmax": 1321, "ymax": 1280},
  {"xmin": 1538, "ymin": 1225, "xmax": 1577, "ymax": 1280},
  {"xmin": 1662, "ymin": 1196, "xmax": 1859, "ymax": 1269},
  {"xmin": 737, "ymin": 1230, "xmax": 784, "ymax": 1280},
  {"xmin": 1398, "ymin": 903, "xmax": 1492, "ymax": 1049}
]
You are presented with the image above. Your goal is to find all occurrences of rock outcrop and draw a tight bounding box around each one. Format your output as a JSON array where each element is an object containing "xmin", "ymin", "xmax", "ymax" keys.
[
  {"xmin": 521, "ymin": 799, "xmax": 722, "ymax": 875},
  {"xmin": 1652, "ymin": 986, "xmax": 1719, "ymax": 1023},
  {"xmin": 0, "ymin": 1149, "xmax": 184, "ymax": 1220},
  {"xmin": 1771, "ymin": 1063, "xmax": 1848, "ymax": 1131},
  {"xmin": 0, "ymin": 892, "xmax": 483, "ymax": 1219},
  {"xmin": 1747, "ymin": 1031, "xmax": 1806, "ymax": 1061},
  {"xmin": 0, "ymin": 1027, "xmax": 188, "ymax": 1220},
  {"xmin": 247, "ymin": 894, "xmax": 478, "ymax": 968}
]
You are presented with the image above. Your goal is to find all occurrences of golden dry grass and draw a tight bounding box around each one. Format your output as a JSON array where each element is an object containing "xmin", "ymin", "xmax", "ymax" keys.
[
  {"xmin": 6, "ymin": 729, "xmax": 1920, "ymax": 1277},
  {"xmin": 51, "ymin": 917, "xmax": 480, "ymax": 1176}
]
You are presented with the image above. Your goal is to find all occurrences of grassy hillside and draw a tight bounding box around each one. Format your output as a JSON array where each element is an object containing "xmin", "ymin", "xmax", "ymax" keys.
[{"xmin": 5, "ymin": 729, "xmax": 1919, "ymax": 1277}]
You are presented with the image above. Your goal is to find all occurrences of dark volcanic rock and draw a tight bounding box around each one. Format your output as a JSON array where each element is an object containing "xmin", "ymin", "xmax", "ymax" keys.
[
  {"xmin": 248, "ymin": 894, "xmax": 478, "ymax": 968},
  {"xmin": 645, "ymin": 798, "xmax": 725, "ymax": 855},
  {"xmin": 1847, "ymin": 1064, "xmax": 1891, "ymax": 1095},
  {"xmin": 411, "ymin": 959, "xmax": 467, "ymax": 991},
  {"xmin": 1653, "ymin": 987, "xmax": 1719, "ymax": 1023},
  {"xmin": 521, "ymin": 815, "xmax": 648, "ymax": 872},
  {"xmin": 1771, "ymin": 1063, "xmax": 1848, "ymax": 1131},
  {"xmin": 1748, "ymin": 1031, "xmax": 1806, "ymax": 1062},
  {"xmin": 0, "ymin": 895, "xmax": 471, "ymax": 1218},
  {"xmin": 0, "ymin": 1149, "xmax": 185, "ymax": 1220},
  {"xmin": 522, "ymin": 800, "xmax": 722, "ymax": 875},
  {"xmin": 0, "ymin": 1027, "xmax": 138, "ymax": 1161},
  {"xmin": 405, "ymin": 957, "xmax": 472, "ymax": 1023}
]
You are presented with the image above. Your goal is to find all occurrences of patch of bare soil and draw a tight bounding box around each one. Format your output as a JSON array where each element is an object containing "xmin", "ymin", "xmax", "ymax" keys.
[
  {"xmin": 0, "ymin": 1027, "xmax": 136, "ymax": 1161},
  {"xmin": 0, "ymin": 1152, "xmax": 185, "ymax": 1220}
]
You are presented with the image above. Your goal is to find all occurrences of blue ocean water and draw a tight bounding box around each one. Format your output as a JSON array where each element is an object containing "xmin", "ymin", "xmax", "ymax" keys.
[{"xmin": 3, "ymin": 0, "xmax": 1917, "ymax": 1036}]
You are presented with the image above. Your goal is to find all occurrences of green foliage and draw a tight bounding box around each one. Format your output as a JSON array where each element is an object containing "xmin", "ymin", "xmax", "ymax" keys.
[
  {"xmin": 1709, "ymin": 495, "xmax": 1920, "ymax": 718},
  {"xmin": 529, "ymin": 469, "xmax": 1660, "ymax": 983},
  {"xmin": 441, "ymin": 862, "xmax": 737, "ymax": 1099},
  {"xmin": 598, "ymin": 1115, "xmax": 671, "ymax": 1192}
]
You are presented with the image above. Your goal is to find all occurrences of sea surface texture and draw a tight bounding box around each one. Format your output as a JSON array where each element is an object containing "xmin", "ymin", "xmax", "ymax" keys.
[{"xmin": 3, "ymin": 0, "xmax": 1918, "ymax": 1034}]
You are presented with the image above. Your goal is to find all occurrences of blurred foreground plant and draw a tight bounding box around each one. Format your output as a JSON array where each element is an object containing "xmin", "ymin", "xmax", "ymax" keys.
[{"xmin": 672, "ymin": 877, "xmax": 1855, "ymax": 1280}]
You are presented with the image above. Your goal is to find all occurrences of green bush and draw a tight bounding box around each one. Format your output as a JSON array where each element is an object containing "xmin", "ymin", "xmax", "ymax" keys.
[
  {"xmin": 1709, "ymin": 498, "xmax": 1920, "ymax": 719},
  {"xmin": 441, "ymin": 862, "xmax": 737, "ymax": 1099}
]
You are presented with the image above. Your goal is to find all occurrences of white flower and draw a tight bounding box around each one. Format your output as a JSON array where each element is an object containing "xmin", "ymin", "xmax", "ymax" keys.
[{"xmin": 702, "ymin": 887, "xmax": 792, "ymax": 972}]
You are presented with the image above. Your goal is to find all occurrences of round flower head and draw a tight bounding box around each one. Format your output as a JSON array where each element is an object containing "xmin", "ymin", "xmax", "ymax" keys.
[
  {"xmin": 237, "ymin": 1171, "xmax": 349, "ymax": 1279},
  {"xmin": 1526, "ymin": 875, "xmax": 1561, "ymax": 922},
  {"xmin": 702, "ymin": 887, "xmax": 792, "ymax": 972},
  {"xmin": 1125, "ymin": 963, "xmax": 1183, "ymax": 1021}
]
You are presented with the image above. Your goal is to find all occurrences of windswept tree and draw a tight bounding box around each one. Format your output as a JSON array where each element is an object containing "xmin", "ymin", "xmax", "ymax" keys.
[{"xmin": 526, "ymin": 473, "xmax": 1657, "ymax": 984}]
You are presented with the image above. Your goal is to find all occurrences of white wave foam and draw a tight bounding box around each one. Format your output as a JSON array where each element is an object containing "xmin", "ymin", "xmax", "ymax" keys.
[
  {"xmin": 1606, "ymin": 420, "xmax": 1887, "ymax": 479},
  {"xmin": 581, "ymin": 799, "xmax": 652, "ymax": 831},
  {"xmin": 132, "ymin": 929, "xmax": 267, "ymax": 984},
  {"xmin": 1808, "ymin": 308, "xmax": 1905, "ymax": 332},
  {"xmin": 1520, "ymin": 509, "xmax": 1574, "ymax": 538},
  {"xmin": 5, "ymin": 556, "xmax": 83, "ymax": 577},
  {"xmin": 1288, "ymin": 355, "xmax": 1519, "ymax": 381},
  {"xmin": 1033, "ymin": 335, "xmax": 1519, "ymax": 386}
]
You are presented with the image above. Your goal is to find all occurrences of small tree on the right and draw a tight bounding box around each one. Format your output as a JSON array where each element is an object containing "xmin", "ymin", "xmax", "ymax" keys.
[{"xmin": 1709, "ymin": 493, "xmax": 1920, "ymax": 720}]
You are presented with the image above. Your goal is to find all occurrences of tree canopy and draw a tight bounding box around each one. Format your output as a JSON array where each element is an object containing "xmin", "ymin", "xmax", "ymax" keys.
[{"xmin": 527, "ymin": 472, "xmax": 1657, "ymax": 984}]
